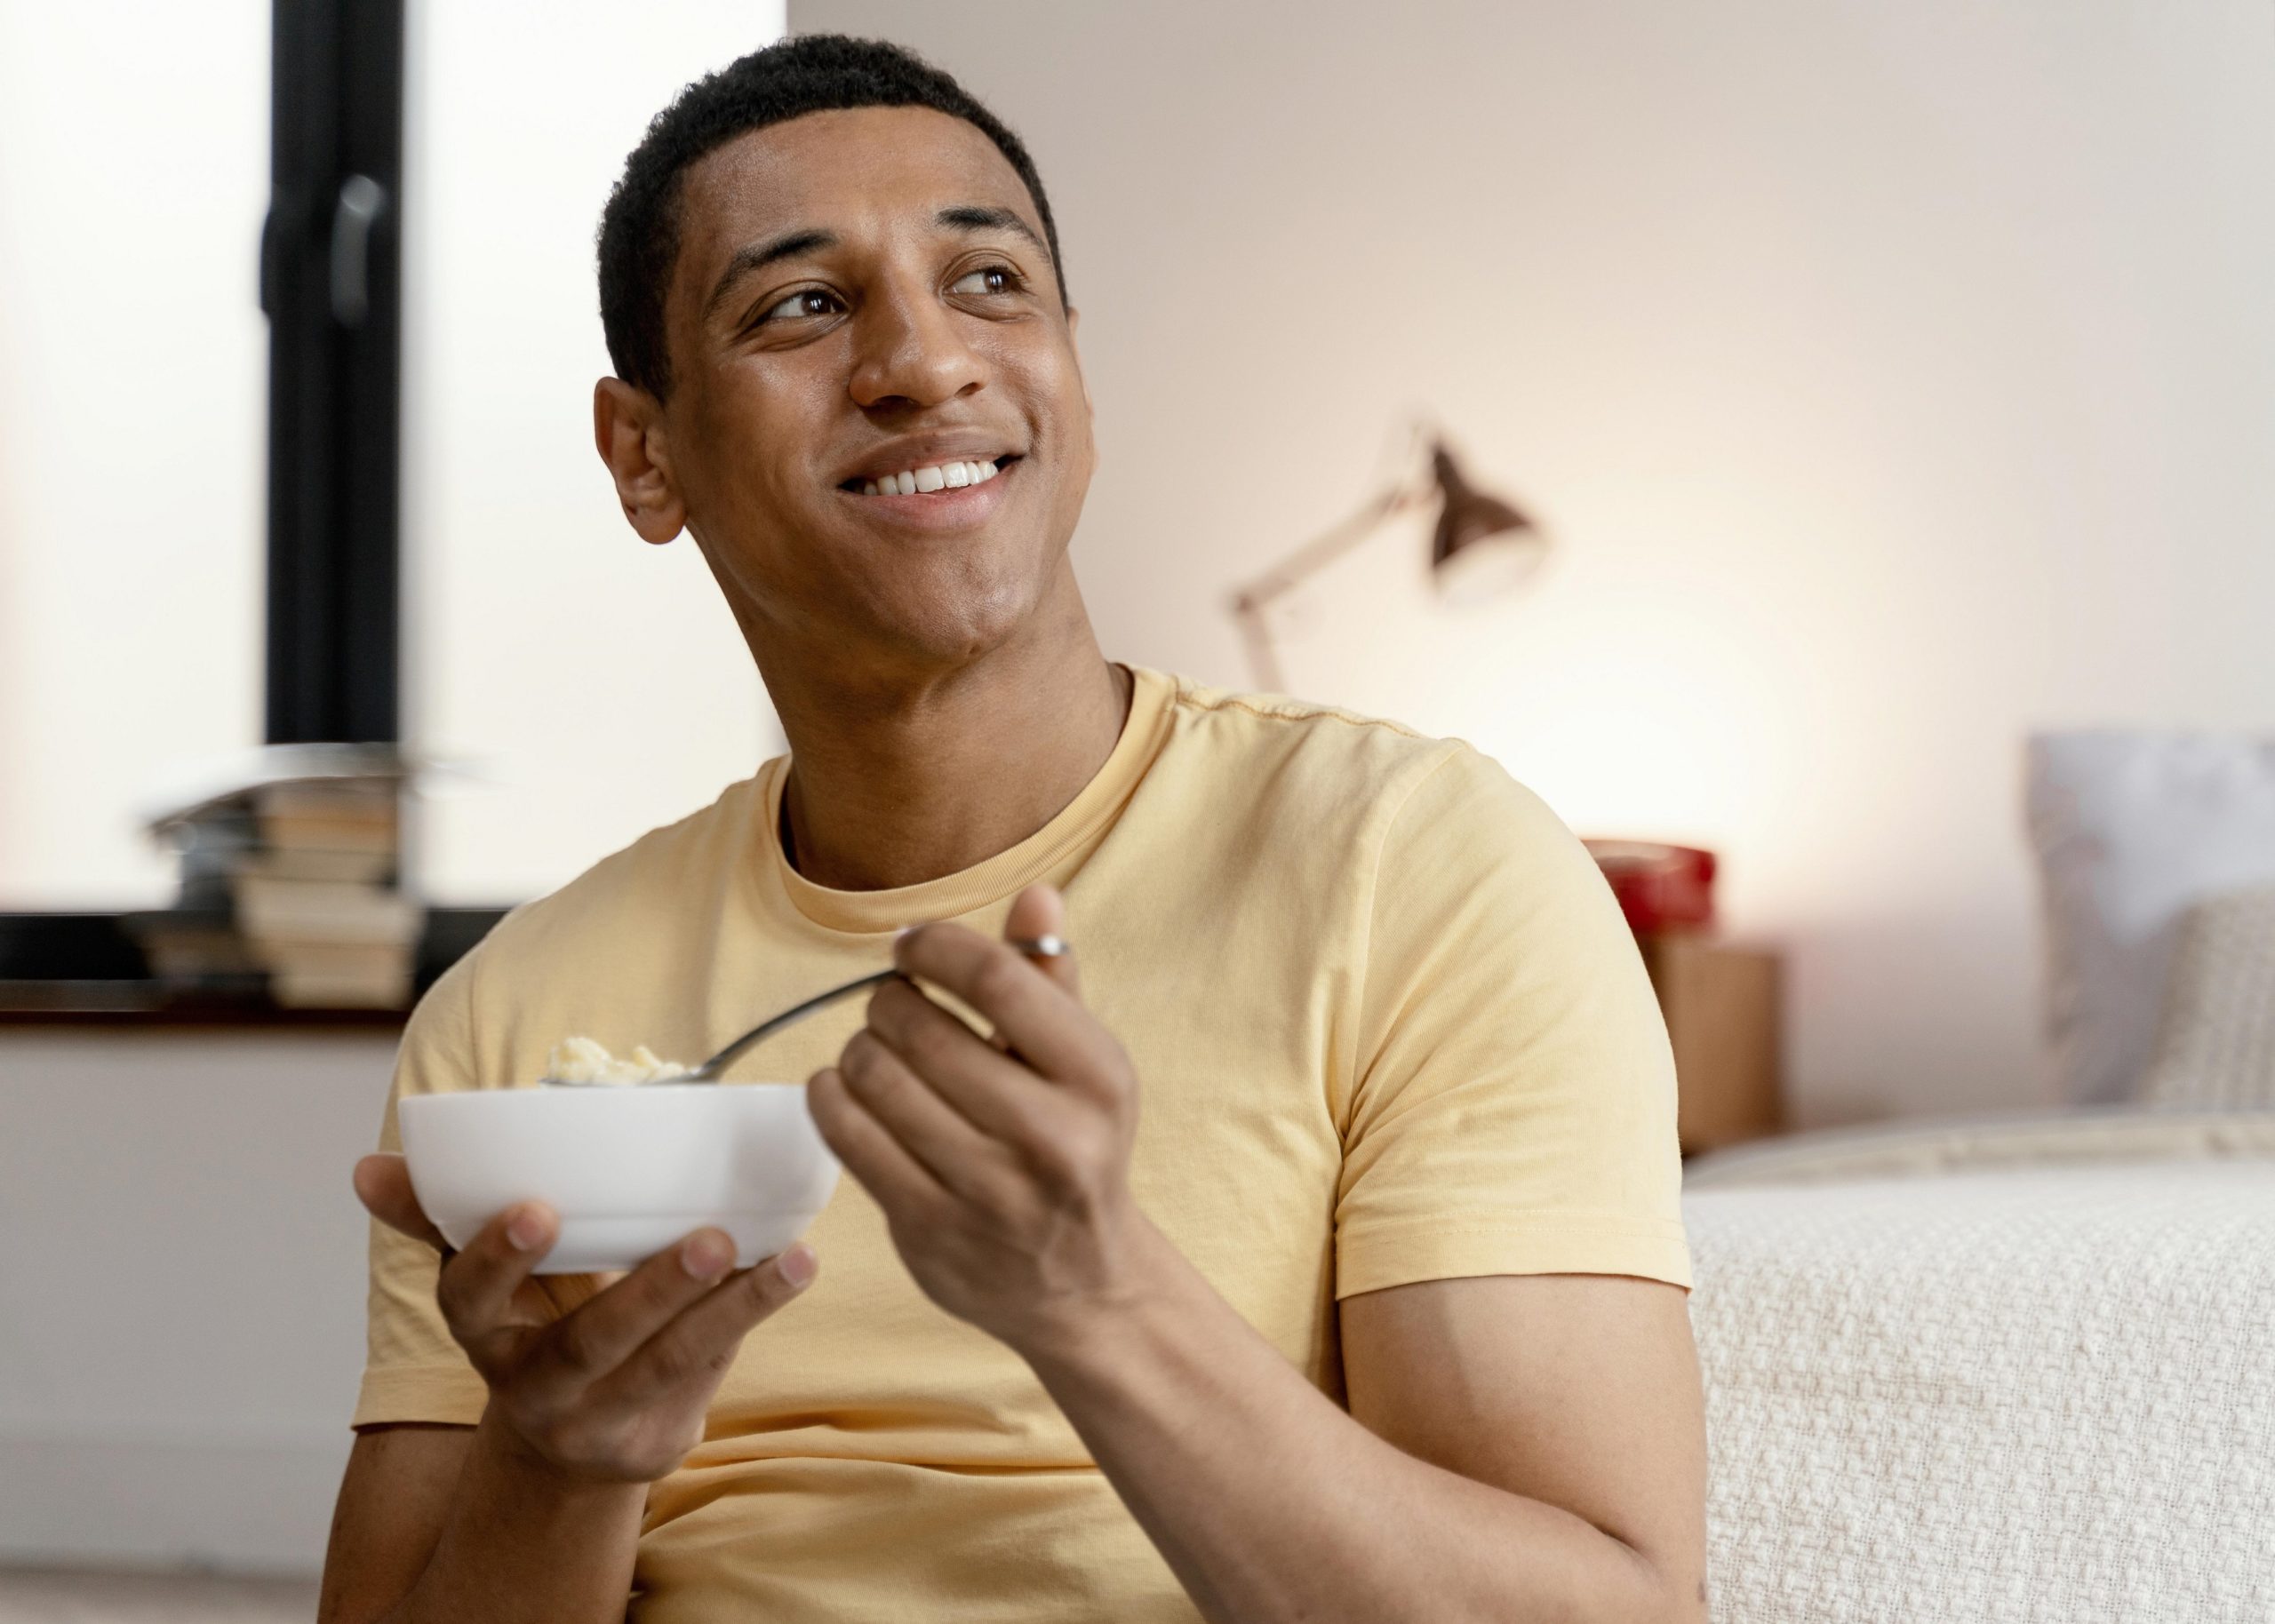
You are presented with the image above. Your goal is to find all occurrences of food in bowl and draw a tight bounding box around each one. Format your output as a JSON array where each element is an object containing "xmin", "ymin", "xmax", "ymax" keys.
[
  {"xmin": 398, "ymin": 1078, "xmax": 839, "ymax": 1274},
  {"xmin": 544, "ymin": 1035, "xmax": 690, "ymax": 1085}
]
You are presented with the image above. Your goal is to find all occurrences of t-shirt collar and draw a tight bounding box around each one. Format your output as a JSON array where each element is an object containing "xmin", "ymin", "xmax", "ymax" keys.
[{"xmin": 759, "ymin": 665, "xmax": 1175, "ymax": 935}]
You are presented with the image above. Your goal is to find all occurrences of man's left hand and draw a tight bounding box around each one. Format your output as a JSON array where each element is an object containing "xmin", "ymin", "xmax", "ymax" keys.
[{"xmin": 807, "ymin": 884, "xmax": 1156, "ymax": 1357}]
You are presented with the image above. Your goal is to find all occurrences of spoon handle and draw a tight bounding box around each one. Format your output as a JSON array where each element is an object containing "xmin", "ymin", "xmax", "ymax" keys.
[
  {"xmin": 551, "ymin": 935, "xmax": 1067, "ymax": 1087},
  {"xmin": 688, "ymin": 967, "xmax": 900, "ymax": 1080},
  {"xmin": 692, "ymin": 935, "xmax": 1068, "ymax": 1080}
]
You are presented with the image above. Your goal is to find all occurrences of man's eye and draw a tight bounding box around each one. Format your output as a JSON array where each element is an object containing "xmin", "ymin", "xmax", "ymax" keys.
[
  {"xmin": 949, "ymin": 266, "xmax": 1020, "ymax": 297},
  {"xmin": 760, "ymin": 288, "xmax": 842, "ymax": 323}
]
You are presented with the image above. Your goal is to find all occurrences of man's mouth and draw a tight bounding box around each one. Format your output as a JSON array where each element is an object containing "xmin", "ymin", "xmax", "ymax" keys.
[{"xmin": 841, "ymin": 455, "xmax": 1020, "ymax": 497}]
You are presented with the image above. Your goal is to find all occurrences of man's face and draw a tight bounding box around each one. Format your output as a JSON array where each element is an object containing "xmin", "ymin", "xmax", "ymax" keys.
[{"xmin": 649, "ymin": 105, "xmax": 1094, "ymax": 671}]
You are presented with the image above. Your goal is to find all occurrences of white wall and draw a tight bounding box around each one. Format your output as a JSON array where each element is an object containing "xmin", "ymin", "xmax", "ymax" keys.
[
  {"xmin": 0, "ymin": 1, "xmax": 268, "ymax": 908},
  {"xmin": 792, "ymin": 0, "xmax": 2275, "ymax": 1126},
  {"xmin": 0, "ymin": 1031, "xmax": 397, "ymax": 1572},
  {"xmin": 403, "ymin": 0, "xmax": 787, "ymax": 904}
]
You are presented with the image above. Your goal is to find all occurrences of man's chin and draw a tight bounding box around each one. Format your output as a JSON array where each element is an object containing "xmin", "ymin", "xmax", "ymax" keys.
[
  {"xmin": 709, "ymin": 506, "xmax": 1071, "ymax": 681},
  {"xmin": 830, "ymin": 559, "xmax": 1058, "ymax": 673}
]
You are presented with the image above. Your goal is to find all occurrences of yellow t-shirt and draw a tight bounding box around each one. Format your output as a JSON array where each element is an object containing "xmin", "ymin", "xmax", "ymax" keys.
[{"xmin": 358, "ymin": 666, "xmax": 1688, "ymax": 1622}]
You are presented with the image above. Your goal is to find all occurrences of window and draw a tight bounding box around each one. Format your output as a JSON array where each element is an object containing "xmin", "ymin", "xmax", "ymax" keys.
[
  {"xmin": 0, "ymin": 0, "xmax": 269, "ymax": 907},
  {"xmin": 0, "ymin": 0, "xmax": 787, "ymax": 912},
  {"xmin": 402, "ymin": 0, "xmax": 786, "ymax": 904}
]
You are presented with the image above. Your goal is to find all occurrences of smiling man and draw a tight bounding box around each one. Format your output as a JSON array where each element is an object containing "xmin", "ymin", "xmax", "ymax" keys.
[{"xmin": 318, "ymin": 34, "xmax": 1705, "ymax": 1624}]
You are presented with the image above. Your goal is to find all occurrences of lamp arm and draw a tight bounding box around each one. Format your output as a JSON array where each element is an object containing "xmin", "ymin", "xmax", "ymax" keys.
[
  {"xmin": 1225, "ymin": 477, "xmax": 1425, "ymax": 614},
  {"xmin": 1225, "ymin": 417, "xmax": 1437, "ymax": 692}
]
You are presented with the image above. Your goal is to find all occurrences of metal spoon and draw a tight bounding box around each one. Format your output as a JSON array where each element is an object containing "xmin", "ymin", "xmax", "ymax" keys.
[{"xmin": 541, "ymin": 934, "xmax": 1069, "ymax": 1086}]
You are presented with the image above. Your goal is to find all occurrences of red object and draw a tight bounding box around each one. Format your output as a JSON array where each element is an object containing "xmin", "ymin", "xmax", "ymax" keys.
[{"xmin": 1583, "ymin": 840, "xmax": 1717, "ymax": 935}]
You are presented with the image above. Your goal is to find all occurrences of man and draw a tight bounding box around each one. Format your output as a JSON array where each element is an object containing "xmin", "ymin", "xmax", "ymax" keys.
[{"xmin": 319, "ymin": 33, "xmax": 1705, "ymax": 1624}]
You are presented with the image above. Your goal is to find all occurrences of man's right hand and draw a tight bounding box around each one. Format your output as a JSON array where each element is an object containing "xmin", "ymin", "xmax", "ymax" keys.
[{"xmin": 352, "ymin": 1152, "xmax": 818, "ymax": 1485}]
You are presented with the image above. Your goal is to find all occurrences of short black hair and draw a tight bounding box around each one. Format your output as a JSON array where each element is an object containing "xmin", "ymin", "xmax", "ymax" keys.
[{"xmin": 597, "ymin": 33, "xmax": 1066, "ymax": 399}]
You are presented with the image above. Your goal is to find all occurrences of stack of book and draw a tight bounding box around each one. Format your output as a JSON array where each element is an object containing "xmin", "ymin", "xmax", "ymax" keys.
[{"xmin": 131, "ymin": 744, "xmax": 420, "ymax": 1008}]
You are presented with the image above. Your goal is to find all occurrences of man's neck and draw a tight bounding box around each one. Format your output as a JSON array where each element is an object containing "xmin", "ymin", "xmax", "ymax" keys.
[{"xmin": 766, "ymin": 603, "xmax": 1133, "ymax": 895}]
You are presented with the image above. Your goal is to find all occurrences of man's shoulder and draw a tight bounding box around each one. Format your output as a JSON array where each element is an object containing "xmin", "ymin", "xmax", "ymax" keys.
[
  {"xmin": 398, "ymin": 770, "xmax": 773, "ymax": 1089},
  {"xmin": 1139, "ymin": 668, "xmax": 1574, "ymax": 877},
  {"xmin": 467, "ymin": 768, "xmax": 770, "ymax": 977},
  {"xmin": 1152, "ymin": 670, "xmax": 1488, "ymax": 817},
  {"xmin": 1158, "ymin": 671, "xmax": 1458, "ymax": 771}
]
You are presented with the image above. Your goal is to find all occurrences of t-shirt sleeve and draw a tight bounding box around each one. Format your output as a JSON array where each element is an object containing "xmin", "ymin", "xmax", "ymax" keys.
[
  {"xmin": 352, "ymin": 947, "xmax": 492, "ymax": 1429},
  {"xmin": 1333, "ymin": 744, "xmax": 1691, "ymax": 1299}
]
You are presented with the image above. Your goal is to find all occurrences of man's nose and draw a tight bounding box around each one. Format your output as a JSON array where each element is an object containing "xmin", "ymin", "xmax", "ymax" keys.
[{"xmin": 848, "ymin": 283, "xmax": 986, "ymax": 411}]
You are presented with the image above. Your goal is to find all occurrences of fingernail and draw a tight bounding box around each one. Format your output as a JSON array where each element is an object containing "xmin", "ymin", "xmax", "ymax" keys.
[
  {"xmin": 507, "ymin": 1206, "xmax": 547, "ymax": 1251},
  {"xmin": 778, "ymin": 1243, "xmax": 818, "ymax": 1288},
  {"xmin": 892, "ymin": 925, "xmax": 915, "ymax": 943},
  {"xmin": 682, "ymin": 1233, "xmax": 733, "ymax": 1280}
]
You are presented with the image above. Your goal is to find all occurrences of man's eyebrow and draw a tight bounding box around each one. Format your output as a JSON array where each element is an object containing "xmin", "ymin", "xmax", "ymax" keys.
[
  {"xmin": 703, "ymin": 227, "xmax": 838, "ymax": 320},
  {"xmin": 937, "ymin": 204, "xmax": 1050, "ymax": 265}
]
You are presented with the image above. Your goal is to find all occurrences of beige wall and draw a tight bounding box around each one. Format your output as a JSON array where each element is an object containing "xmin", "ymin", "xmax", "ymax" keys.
[{"xmin": 792, "ymin": 0, "xmax": 2275, "ymax": 1126}]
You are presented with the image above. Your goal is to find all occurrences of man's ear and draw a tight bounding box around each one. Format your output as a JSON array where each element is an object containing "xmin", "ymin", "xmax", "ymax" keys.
[{"xmin": 593, "ymin": 377, "xmax": 686, "ymax": 545}]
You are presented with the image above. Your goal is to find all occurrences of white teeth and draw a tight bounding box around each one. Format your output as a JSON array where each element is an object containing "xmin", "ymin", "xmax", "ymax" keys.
[{"xmin": 860, "ymin": 459, "xmax": 1002, "ymax": 494}]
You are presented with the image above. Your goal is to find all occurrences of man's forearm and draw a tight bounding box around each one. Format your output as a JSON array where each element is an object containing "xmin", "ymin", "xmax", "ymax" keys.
[
  {"xmin": 1021, "ymin": 1223, "xmax": 1685, "ymax": 1624},
  {"xmin": 380, "ymin": 1413, "xmax": 646, "ymax": 1624}
]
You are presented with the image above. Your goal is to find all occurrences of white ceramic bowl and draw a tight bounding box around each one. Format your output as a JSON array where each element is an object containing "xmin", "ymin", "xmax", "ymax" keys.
[{"xmin": 398, "ymin": 1083, "xmax": 840, "ymax": 1274}]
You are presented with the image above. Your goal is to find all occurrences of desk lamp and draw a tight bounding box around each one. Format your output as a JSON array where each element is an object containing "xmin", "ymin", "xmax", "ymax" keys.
[{"xmin": 1227, "ymin": 428, "xmax": 1544, "ymax": 692}]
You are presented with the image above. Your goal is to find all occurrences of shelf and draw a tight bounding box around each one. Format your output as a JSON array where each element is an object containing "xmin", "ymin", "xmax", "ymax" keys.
[
  {"xmin": 0, "ymin": 905, "xmax": 510, "ymax": 1030},
  {"xmin": 0, "ymin": 991, "xmax": 411, "ymax": 1029}
]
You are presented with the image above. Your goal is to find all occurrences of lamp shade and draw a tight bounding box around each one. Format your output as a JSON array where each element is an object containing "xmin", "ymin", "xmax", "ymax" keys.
[{"xmin": 1428, "ymin": 442, "xmax": 1545, "ymax": 605}]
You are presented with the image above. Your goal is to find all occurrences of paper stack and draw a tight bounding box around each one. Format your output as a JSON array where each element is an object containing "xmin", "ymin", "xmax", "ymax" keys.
[{"xmin": 133, "ymin": 744, "xmax": 421, "ymax": 1008}]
